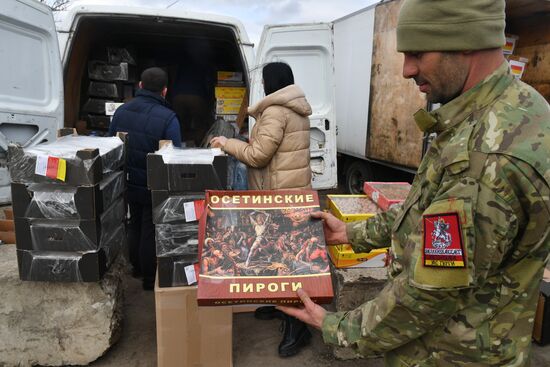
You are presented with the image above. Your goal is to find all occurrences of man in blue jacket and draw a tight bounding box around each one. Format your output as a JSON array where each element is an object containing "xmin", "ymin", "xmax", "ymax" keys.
[{"xmin": 109, "ymin": 67, "xmax": 181, "ymax": 290}]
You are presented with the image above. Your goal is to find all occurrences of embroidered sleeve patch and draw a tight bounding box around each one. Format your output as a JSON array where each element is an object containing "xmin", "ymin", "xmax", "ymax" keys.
[{"xmin": 423, "ymin": 213, "xmax": 465, "ymax": 268}]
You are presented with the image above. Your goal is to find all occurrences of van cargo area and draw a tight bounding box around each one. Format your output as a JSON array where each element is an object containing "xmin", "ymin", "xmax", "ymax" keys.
[{"xmin": 63, "ymin": 16, "xmax": 249, "ymax": 147}]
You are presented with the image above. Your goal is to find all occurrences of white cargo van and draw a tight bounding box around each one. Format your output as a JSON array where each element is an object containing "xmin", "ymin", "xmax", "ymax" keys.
[
  {"xmin": 263, "ymin": 0, "xmax": 550, "ymax": 193},
  {"xmin": 0, "ymin": 0, "xmax": 339, "ymax": 204}
]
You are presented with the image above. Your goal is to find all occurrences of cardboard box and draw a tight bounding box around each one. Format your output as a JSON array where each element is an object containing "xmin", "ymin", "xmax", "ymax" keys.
[
  {"xmin": 106, "ymin": 47, "xmax": 136, "ymax": 65},
  {"xmin": 122, "ymin": 83, "xmax": 134, "ymax": 100},
  {"xmin": 11, "ymin": 170, "xmax": 125, "ymax": 220},
  {"xmin": 217, "ymin": 71, "xmax": 243, "ymax": 83},
  {"xmin": 8, "ymin": 131, "xmax": 126, "ymax": 186},
  {"xmin": 82, "ymin": 98, "xmax": 114, "ymax": 115},
  {"xmin": 155, "ymin": 223, "xmax": 199, "ymax": 257},
  {"xmin": 216, "ymin": 98, "xmax": 243, "ymax": 115},
  {"xmin": 85, "ymin": 114, "xmax": 111, "ymax": 130},
  {"xmin": 363, "ymin": 181, "xmax": 411, "ymax": 211},
  {"xmin": 217, "ymin": 114, "xmax": 239, "ymax": 123},
  {"xmin": 14, "ymin": 197, "xmax": 126, "ymax": 252},
  {"xmin": 16, "ymin": 225, "xmax": 124, "ymax": 282},
  {"xmin": 328, "ymin": 245, "xmax": 388, "ymax": 268},
  {"xmin": 88, "ymin": 60, "xmax": 130, "ymax": 81},
  {"xmin": 88, "ymin": 81, "xmax": 119, "ymax": 99},
  {"xmin": 215, "ymin": 86, "xmax": 247, "ymax": 99},
  {"xmin": 327, "ymin": 194, "xmax": 381, "ymax": 222},
  {"xmin": 157, "ymin": 255, "xmax": 198, "ymax": 287},
  {"xmin": 147, "ymin": 145, "xmax": 228, "ymax": 192},
  {"xmin": 534, "ymin": 276, "xmax": 550, "ymax": 345},
  {"xmin": 327, "ymin": 194, "xmax": 387, "ymax": 268},
  {"xmin": 152, "ymin": 191, "xmax": 205, "ymax": 224},
  {"xmin": 155, "ymin": 278, "xmax": 233, "ymax": 367}
]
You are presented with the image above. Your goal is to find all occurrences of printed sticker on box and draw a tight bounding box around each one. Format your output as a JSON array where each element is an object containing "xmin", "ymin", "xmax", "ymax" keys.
[
  {"xmin": 105, "ymin": 102, "xmax": 124, "ymax": 116},
  {"xmin": 503, "ymin": 34, "xmax": 519, "ymax": 55},
  {"xmin": 509, "ymin": 58, "xmax": 528, "ymax": 79},
  {"xmin": 184, "ymin": 200, "xmax": 205, "ymax": 222},
  {"xmin": 35, "ymin": 155, "xmax": 67, "ymax": 181}
]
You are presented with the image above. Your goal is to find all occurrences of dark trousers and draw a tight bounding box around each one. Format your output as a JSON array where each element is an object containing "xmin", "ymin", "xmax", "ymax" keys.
[{"xmin": 128, "ymin": 200, "xmax": 156, "ymax": 283}]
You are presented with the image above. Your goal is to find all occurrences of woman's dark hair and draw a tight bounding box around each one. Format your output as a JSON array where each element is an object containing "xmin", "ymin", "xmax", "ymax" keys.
[{"xmin": 262, "ymin": 62, "xmax": 294, "ymax": 95}]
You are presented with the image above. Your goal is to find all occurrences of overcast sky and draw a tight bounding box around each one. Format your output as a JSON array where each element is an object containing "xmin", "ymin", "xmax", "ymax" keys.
[{"xmin": 66, "ymin": 0, "xmax": 380, "ymax": 45}]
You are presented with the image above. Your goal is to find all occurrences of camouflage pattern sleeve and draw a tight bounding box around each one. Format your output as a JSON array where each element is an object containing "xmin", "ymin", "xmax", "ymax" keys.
[
  {"xmin": 323, "ymin": 153, "xmax": 549, "ymax": 357},
  {"xmin": 345, "ymin": 205, "xmax": 401, "ymax": 252}
]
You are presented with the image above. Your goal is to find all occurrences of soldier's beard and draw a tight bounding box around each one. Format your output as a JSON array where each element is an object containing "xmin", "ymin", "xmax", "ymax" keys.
[{"xmin": 417, "ymin": 53, "xmax": 469, "ymax": 105}]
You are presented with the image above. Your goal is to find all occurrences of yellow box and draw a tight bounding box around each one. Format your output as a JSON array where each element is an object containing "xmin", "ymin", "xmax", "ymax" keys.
[
  {"xmin": 327, "ymin": 194, "xmax": 380, "ymax": 222},
  {"xmin": 217, "ymin": 71, "xmax": 243, "ymax": 82},
  {"xmin": 215, "ymin": 86, "xmax": 247, "ymax": 99},
  {"xmin": 328, "ymin": 245, "xmax": 388, "ymax": 268},
  {"xmin": 216, "ymin": 98, "xmax": 243, "ymax": 108},
  {"xmin": 216, "ymin": 104, "xmax": 242, "ymax": 115}
]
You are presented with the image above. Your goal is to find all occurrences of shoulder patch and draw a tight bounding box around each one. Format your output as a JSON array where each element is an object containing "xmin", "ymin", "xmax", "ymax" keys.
[{"xmin": 423, "ymin": 213, "xmax": 466, "ymax": 268}]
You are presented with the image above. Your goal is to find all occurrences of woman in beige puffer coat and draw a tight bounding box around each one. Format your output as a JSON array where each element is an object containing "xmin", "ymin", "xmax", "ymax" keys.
[
  {"xmin": 210, "ymin": 62, "xmax": 312, "ymax": 190},
  {"xmin": 210, "ymin": 63, "xmax": 313, "ymax": 358}
]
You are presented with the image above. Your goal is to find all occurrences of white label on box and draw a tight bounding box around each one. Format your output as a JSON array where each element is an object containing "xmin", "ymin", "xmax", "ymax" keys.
[
  {"xmin": 35, "ymin": 155, "xmax": 49, "ymax": 176},
  {"xmin": 184, "ymin": 201, "xmax": 197, "ymax": 222},
  {"xmin": 105, "ymin": 102, "xmax": 124, "ymax": 116},
  {"xmin": 185, "ymin": 264, "xmax": 197, "ymax": 285}
]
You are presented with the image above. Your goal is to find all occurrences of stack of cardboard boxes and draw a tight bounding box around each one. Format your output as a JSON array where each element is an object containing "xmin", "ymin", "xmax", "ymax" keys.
[
  {"xmin": 8, "ymin": 130, "xmax": 127, "ymax": 282},
  {"xmin": 215, "ymin": 71, "xmax": 247, "ymax": 128},
  {"xmin": 148, "ymin": 141, "xmax": 233, "ymax": 367},
  {"xmin": 147, "ymin": 141, "xmax": 228, "ymax": 287},
  {"xmin": 82, "ymin": 47, "xmax": 137, "ymax": 135},
  {"xmin": 326, "ymin": 182, "xmax": 412, "ymax": 269}
]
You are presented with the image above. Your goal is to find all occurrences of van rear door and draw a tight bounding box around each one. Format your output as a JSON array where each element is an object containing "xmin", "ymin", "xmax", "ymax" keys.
[
  {"xmin": 1, "ymin": 0, "xmax": 64, "ymax": 202},
  {"xmin": 252, "ymin": 23, "xmax": 337, "ymax": 190}
]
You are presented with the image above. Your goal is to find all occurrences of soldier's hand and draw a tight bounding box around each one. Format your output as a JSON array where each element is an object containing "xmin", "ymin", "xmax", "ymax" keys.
[
  {"xmin": 277, "ymin": 289, "xmax": 326, "ymax": 330},
  {"xmin": 310, "ymin": 211, "xmax": 348, "ymax": 245}
]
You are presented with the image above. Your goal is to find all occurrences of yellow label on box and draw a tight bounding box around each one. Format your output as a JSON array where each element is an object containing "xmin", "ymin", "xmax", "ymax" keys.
[
  {"xmin": 328, "ymin": 245, "xmax": 388, "ymax": 268},
  {"xmin": 216, "ymin": 105, "xmax": 241, "ymax": 115},
  {"xmin": 216, "ymin": 98, "xmax": 243, "ymax": 108},
  {"xmin": 215, "ymin": 87, "xmax": 246, "ymax": 99},
  {"xmin": 217, "ymin": 71, "xmax": 243, "ymax": 82},
  {"xmin": 56, "ymin": 159, "xmax": 67, "ymax": 181}
]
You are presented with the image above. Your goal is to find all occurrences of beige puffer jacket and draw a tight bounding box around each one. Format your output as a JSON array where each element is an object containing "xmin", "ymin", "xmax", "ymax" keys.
[{"xmin": 223, "ymin": 84, "xmax": 312, "ymax": 190}]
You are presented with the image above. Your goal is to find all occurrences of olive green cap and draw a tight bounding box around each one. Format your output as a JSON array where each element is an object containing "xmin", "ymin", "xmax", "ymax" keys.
[{"xmin": 396, "ymin": 0, "xmax": 506, "ymax": 52}]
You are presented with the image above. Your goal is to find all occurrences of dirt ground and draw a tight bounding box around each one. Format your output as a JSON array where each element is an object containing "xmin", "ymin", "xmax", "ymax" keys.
[
  {"xmin": 88, "ymin": 273, "xmax": 550, "ymax": 367},
  {"xmin": 89, "ymin": 274, "xmax": 383, "ymax": 367}
]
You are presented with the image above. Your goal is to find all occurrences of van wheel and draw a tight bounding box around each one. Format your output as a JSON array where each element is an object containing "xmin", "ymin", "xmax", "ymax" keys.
[{"xmin": 345, "ymin": 161, "xmax": 372, "ymax": 194}]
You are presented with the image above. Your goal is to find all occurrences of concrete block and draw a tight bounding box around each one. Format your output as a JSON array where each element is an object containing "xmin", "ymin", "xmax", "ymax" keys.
[
  {"xmin": 330, "ymin": 265, "xmax": 388, "ymax": 360},
  {"xmin": 0, "ymin": 244, "xmax": 124, "ymax": 366}
]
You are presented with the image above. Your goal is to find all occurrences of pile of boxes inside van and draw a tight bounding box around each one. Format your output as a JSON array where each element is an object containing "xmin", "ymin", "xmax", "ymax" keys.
[
  {"xmin": 80, "ymin": 47, "xmax": 137, "ymax": 135},
  {"xmin": 326, "ymin": 181, "xmax": 411, "ymax": 268},
  {"xmin": 8, "ymin": 130, "xmax": 127, "ymax": 282},
  {"xmin": 147, "ymin": 141, "xmax": 229, "ymax": 287},
  {"xmin": 215, "ymin": 71, "xmax": 247, "ymax": 129}
]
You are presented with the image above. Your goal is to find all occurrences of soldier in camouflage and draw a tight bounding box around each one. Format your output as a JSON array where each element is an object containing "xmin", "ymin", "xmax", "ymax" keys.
[{"xmin": 278, "ymin": 0, "xmax": 550, "ymax": 365}]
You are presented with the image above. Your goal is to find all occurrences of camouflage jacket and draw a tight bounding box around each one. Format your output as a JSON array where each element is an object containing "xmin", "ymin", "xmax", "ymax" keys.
[{"xmin": 322, "ymin": 62, "xmax": 550, "ymax": 366}]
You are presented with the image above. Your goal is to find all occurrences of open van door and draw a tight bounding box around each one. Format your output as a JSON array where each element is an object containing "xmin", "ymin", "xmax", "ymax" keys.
[
  {"xmin": 252, "ymin": 23, "xmax": 337, "ymax": 190},
  {"xmin": 0, "ymin": 0, "xmax": 64, "ymax": 203}
]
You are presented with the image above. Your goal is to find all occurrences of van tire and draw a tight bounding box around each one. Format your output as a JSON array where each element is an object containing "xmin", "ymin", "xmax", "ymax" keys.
[{"xmin": 345, "ymin": 161, "xmax": 372, "ymax": 194}]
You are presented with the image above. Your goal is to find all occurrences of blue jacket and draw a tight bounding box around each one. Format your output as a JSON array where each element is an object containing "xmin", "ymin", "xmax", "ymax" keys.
[{"xmin": 109, "ymin": 89, "xmax": 181, "ymax": 201}]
